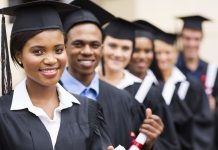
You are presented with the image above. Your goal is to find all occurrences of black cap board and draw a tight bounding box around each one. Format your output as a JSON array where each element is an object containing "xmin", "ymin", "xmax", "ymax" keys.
[
  {"xmin": 178, "ymin": 15, "xmax": 210, "ymax": 31},
  {"xmin": 156, "ymin": 31, "xmax": 177, "ymax": 45},
  {"xmin": 0, "ymin": 0, "xmax": 78, "ymax": 95},
  {"xmin": 62, "ymin": 9, "xmax": 101, "ymax": 33},
  {"xmin": 134, "ymin": 20, "xmax": 177, "ymax": 45},
  {"xmin": 0, "ymin": 0, "xmax": 79, "ymax": 35},
  {"xmin": 70, "ymin": 0, "xmax": 115, "ymax": 26},
  {"xmin": 104, "ymin": 18, "xmax": 135, "ymax": 41},
  {"xmin": 133, "ymin": 20, "xmax": 155, "ymax": 40},
  {"xmin": 134, "ymin": 20, "xmax": 163, "ymax": 35}
]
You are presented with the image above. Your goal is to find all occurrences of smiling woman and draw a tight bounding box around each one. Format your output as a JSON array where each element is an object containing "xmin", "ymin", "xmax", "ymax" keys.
[
  {"xmin": 99, "ymin": 18, "xmax": 142, "ymax": 89},
  {"xmin": 14, "ymin": 29, "xmax": 66, "ymax": 87},
  {"xmin": 0, "ymin": 1, "xmax": 111, "ymax": 150}
]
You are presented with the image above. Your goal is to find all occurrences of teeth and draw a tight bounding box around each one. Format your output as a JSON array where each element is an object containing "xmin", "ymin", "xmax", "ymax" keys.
[
  {"xmin": 42, "ymin": 69, "xmax": 57, "ymax": 74},
  {"xmin": 79, "ymin": 60, "xmax": 93, "ymax": 65}
]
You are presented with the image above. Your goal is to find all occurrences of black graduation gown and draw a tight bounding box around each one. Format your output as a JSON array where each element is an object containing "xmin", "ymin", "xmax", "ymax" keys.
[
  {"xmin": 125, "ymin": 83, "xmax": 181, "ymax": 150},
  {"xmin": 97, "ymin": 80, "xmax": 145, "ymax": 149},
  {"xmin": 158, "ymin": 77, "xmax": 214, "ymax": 150},
  {"xmin": 178, "ymin": 58, "xmax": 218, "ymax": 150},
  {"xmin": 0, "ymin": 93, "xmax": 111, "ymax": 150}
]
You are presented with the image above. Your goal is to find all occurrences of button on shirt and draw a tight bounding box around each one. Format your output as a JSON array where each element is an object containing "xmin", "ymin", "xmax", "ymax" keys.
[
  {"xmin": 10, "ymin": 79, "xmax": 80, "ymax": 149},
  {"xmin": 60, "ymin": 68, "xmax": 99, "ymax": 100}
]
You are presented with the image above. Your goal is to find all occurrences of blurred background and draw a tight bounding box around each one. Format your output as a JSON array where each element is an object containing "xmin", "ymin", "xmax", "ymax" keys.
[{"xmin": 1, "ymin": 0, "xmax": 218, "ymax": 91}]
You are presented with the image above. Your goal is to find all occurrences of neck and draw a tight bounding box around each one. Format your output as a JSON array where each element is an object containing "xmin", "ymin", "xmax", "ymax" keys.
[
  {"xmin": 129, "ymin": 69, "xmax": 147, "ymax": 80},
  {"xmin": 162, "ymin": 68, "xmax": 172, "ymax": 81},
  {"xmin": 68, "ymin": 67, "xmax": 95, "ymax": 86},
  {"xmin": 26, "ymin": 79, "xmax": 58, "ymax": 108},
  {"xmin": 184, "ymin": 56, "xmax": 199, "ymax": 71},
  {"xmin": 99, "ymin": 65, "xmax": 124, "ymax": 86}
]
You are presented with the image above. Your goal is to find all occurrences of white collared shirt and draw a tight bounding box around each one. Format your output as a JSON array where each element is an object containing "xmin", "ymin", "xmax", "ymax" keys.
[
  {"xmin": 11, "ymin": 79, "xmax": 80, "ymax": 149},
  {"xmin": 162, "ymin": 67, "xmax": 187, "ymax": 105},
  {"xmin": 116, "ymin": 70, "xmax": 142, "ymax": 89}
]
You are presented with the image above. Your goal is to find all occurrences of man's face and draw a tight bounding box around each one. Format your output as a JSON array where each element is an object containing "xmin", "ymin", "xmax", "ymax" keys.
[
  {"xmin": 65, "ymin": 23, "xmax": 103, "ymax": 77},
  {"xmin": 180, "ymin": 28, "xmax": 203, "ymax": 60}
]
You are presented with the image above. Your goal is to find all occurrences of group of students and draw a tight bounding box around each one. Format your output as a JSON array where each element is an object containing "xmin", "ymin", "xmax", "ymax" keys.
[{"xmin": 0, "ymin": 0, "xmax": 217, "ymax": 150}]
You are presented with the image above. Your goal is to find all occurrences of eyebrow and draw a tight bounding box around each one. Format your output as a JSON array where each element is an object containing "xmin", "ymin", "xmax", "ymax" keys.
[{"xmin": 72, "ymin": 39, "xmax": 101, "ymax": 43}]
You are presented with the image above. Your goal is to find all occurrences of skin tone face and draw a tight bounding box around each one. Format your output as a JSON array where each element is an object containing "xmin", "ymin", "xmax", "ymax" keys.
[
  {"xmin": 180, "ymin": 28, "xmax": 203, "ymax": 60},
  {"xmin": 103, "ymin": 36, "xmax": 133, "ymax": 72},
  {"xmin": 154, "ymin": 40, "xmax": 178, "ymax": 80},
  {"xmin": 16, "ymin": 29, "xmax": 66, "ymax": 119},
  {"xmin": 65, "ymin": 23, "xmax": 103, "ymax": 85},
  {"xmin": 17, "ymin": 29, "xmax": 66, "ymax": 88},
  {"xmin": 128, "ymin": 37, "xmax": 154, "ymax": 79}
]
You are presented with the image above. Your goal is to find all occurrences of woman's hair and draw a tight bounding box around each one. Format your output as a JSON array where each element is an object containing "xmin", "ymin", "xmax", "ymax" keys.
[
  {"xmin": 147, "ymin": 39, "xmax": 164, "ymax": 81},
  {"xmin": 10, "ymin": 29, "xmax": 64, "ymax": 68}
]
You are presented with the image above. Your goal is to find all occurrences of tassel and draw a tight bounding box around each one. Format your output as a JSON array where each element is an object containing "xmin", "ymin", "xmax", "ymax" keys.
[{"xmin": 1, "ymin": 14, "xmax": 12, "ymax": 95}]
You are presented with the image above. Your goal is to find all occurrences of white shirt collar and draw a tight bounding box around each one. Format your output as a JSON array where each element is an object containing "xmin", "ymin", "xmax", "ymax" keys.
[
  {"xmin": 162, "ymin": 67, "xmax": 186, "ymax": 105},
  {"xmin": 146, "ymin": 69, "xmax": 158, "ymax": 85},
  {"xmin": 116, "ymin": 70, "xmax": 142, "ymax": 89},
  {"xmin": 11, "ymin": 79, "xmax": 80, "ymax": 111}
]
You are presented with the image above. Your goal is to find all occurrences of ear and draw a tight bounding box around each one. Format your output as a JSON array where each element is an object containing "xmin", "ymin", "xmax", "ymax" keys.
[{"xmin": 15, "ymin": 51, "xmax": 22, "ymax": 65}]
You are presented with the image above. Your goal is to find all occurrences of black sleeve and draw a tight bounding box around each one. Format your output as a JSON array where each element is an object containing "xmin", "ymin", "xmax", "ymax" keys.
[{"xmin": 88, "ymin": 101, "xmax": 112, "ymax": 150}]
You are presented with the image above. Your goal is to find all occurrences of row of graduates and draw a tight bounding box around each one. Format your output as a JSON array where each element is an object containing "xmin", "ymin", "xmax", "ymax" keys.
[{"xmin": 0, "ymin": 0, "xmax": 217, "ymax": 150}]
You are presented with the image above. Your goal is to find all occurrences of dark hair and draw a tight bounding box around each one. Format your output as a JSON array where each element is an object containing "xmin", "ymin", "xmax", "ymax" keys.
[
  {"xmin": 149, "ymin": 40, "xmax": 165, "ymax": 81},
  {"xmin": 150, "ymin": 41, "xmax": 163, "ymax": 81},
  {"xmin": 10, "ymin": 29, "xmax": 64, "ymax": 68}
]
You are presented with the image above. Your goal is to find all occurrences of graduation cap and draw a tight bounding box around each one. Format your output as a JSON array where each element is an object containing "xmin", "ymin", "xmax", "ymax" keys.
[
  {"xmin": 178, "ymin": 15, "xmax": 210, "ymax": 31},
  {"xmin": 70, "ymin": 0, "xmax": 115, "ymax": 26},
  {"xmin": 0, "ymin": 1, "xmax": 78, "ymax": 95},
  {"xmin": 134, "ymin": 20, "xmax": 163, "ymax": 35},
  {"xmin": 62, "ymin": 9, "xmax": 101, "ymax": 33},
  {"xmin": 134, "ymin": 20, "xmax": 177, "ymax": 45},
  {"xmin": 104, "ymin": 18, "xmax": 136, "ymax": 41},
  {"xmin": 133, "ymin": 20, "xmax": 155, "ymax": 40},
  {"xmin": 155, "ymin": 31, "xmax": 177, "ymax": 45}
]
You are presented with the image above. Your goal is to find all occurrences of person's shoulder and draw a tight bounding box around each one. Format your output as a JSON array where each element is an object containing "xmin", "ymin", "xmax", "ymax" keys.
[
  {"xmin": 99, "ymin": 80, "xmax": 130, "ymax": 94},
  {"xmin": 72, "ymin": 93, "xmax": 98, "ymax": 107}
]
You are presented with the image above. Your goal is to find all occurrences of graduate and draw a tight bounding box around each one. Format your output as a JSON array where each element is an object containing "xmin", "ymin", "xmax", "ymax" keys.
[
  {"xmin": 125, "ymin": 20, "xmax": 181, "ymax": 150},
  {"xmin": 98, "ymin": 18, "xmax": 142, "ymax": 89},
  {"xmin": 60, "ymin": 0, "xmax": 164, "ymax": 149},
  {"xmin": 0, "ymin": 1, "xmax": 112, "ymax": 150},
  {"xmin": 152, "ymin": 27, "xmax": 214, "ymax": 150},
  {"xmin": 176, "ymin": 15, "xmax": 218, "ymax": 149}
]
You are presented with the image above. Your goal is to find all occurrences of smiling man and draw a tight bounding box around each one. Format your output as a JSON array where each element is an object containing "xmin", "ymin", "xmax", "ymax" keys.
[{"xmin": 59, "ymin": 0, "xmax": 167, "ymax": 149}]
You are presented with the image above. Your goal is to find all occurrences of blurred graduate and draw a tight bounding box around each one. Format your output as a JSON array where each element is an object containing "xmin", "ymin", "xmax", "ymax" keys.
[{"xmin": 177, "ymin": 15, "xmax": 218, "ymax": 149}]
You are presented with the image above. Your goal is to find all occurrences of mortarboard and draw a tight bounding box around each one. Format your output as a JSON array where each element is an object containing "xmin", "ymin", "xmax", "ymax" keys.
[
  {"xmin": 155, "ymin": 31, "xmax": 177, "ymax": 45},
  {"xmin": 104, "ymin": 18, "xmax": 135, "ymax": 41},
  {"xmin": 62, "ymin": 9, "xmax": 101, "ymax": 33},
  {"xmin": 133, "ymin": 20, "xmax": 155, "ymax": 40},
  {"xmin": 134, "ymin": 20, "xmax": 163, "ymax": 35},
  {"xmin": 0, "ymin": 0, "xmax": 78, "ymax": 95},
  {"xmin": 70, "ymin": 0, "xmax": 115, "ymax": 26},
  {"xmin": 178, "ymin": 15, "xmax": 210, "ymax": 31},
  {"xmin": 134, "ymin": 20, "xmax": 177, "ymax": 45}
]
